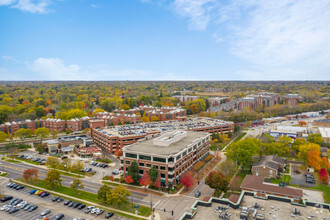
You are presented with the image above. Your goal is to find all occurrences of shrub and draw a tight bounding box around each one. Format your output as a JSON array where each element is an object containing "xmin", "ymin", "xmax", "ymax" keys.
[
  {"xmin": 194, "ymin": 161, "xmax": 205, "ymax": 171},
  {"xmin": 204, "ymin": 154, "xmax": 214, "ymax": 163}
]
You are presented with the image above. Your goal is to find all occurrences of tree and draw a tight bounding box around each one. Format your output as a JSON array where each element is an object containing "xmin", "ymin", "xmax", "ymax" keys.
[
  {"xmin": 106, "ymin": 185, "xmax": 131, "ymax": 207},
  {"xmin": 60, "ymin": 158, "xmax": 72, "ymax": 173},
  {"xmin": 115, "ymin": 149, "xmax": 123, "ymax": 157},
  {"xmin": 50, "ymin": 130, "xmax": 58, "ymax": 138},
  {"xmin": 14, "ymin": 128, "xmax": 32, "ymax": 142},
  {"xmin": 128, "ymin": 161, "xmax": 139, "ymax": 183},
  {"xmin": 180, "ymin": 172, "xmax": 193, "ymax": 189},
  {"xmin": 23, "ymin": 168, "xmax": 39, "ymax": 183},
  {"xmin": 148, "ymin": 166, "xmax": 158, "ymax": 183},
  {"xmin": 226, "ymin": 137, "xmax": 261, "ymax": 169},
  {"xmin": 189, "ymin": 104, "xmax": 199, "ymax": 114},
  {"xmin": 120, "ymin": 104, "xmax": 130, "ymax": 110},
  {"xmin": 291, "ymin": 138, "xmax": 307, "ymax": 153},
  {"xmin": 151, "ymin": 115, "xmax": 159, "ymax": 121},
  {"xmin": 217, "ymin": 160, "xmax": 237, "ymax": 178},
  {"xmin": 298, "ymin": 121, "xmax": 307, "ymax": 126},
  {"xmin": 100, "ymin": 97, "xmax": 122, "ymax": 112},
  {"xmin": 139, "ymin": 172, "xmax": 151, "ymax": 190},
  {"xmin": 71, "ymin": 160, "xmax": 84, "ymax": 173},
  {"xmin": 70, "ymin": 178, "xmax": 84, "ymax": 195},
  {"xmin": 92, "ymin": 108, "xmax": 105, "ymax": 116},
  {"xmin": 219, "ymin": 133, "xmax": 229, "ymax": 143},
  {"xmin": 154, "ymin": 177, "xmax": 161, "ymax": 188},
  {"xmin": 298, "ymin": 143, "xmax": 320, "ymax": 163},
  {"xmin": 124, "ymin": 175, "xmax": 134, "ymax": 184},
  {"xmin": 0, "ymin": 131, "xmax": 8, "ymax": 142},
  {"xmin": 98, "ymin": 184, "xmax": 111, "ymax": 203},
  {"xmin": 205, "ymin": 171, "xmax": 229, "ymax": 195},
  {"xmin": 46, "ymin": 156, "xmax": 60, "ymax": 170},
  {"xmin": 307, "ymin": 148, "xmax": 322, "ymax": 170},
  {"xmin": 141, "ymin": 113, "xmax": 150, "ymax": 122},
  {"xmin": 318, "ymin": 168, "xmax": 329, "ymax": 184},
  {"xmin": 35, "ymin": 143, "xmax": 46, "ymax": 153},
  {"xmin": 34, "ymin": 127, "xmax": 50, "ymax": 140},
  {"xmin": 307, "ymin": 134, "xmax": 324, "ymax": 146},
  {"xmin": 44, "ymin": 170, "xmax": 62, "ymax": 190}
]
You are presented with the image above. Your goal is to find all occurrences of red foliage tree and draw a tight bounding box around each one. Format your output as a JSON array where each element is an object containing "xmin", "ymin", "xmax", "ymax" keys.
[
  {"xmin": 124, "ymin": 175, "xmax": 134, "ymax": 184},
  {"xmin": 115, "ymin": 149, "xmax": 123, "ymax": 157},
  {"xmin": 318, "ymin": 168, "xmax": 329, "ymax": 184},
  {"xmin": 139, "ymin": 172, "xmax": 151, "ymax": 190},
  {"xmin": 23, "ymin": 168, "xmax": 39, "ymax": 183},
  {"xmin": 154, "ymin": 177, "xmax": 161, "ymax": 188},
  {"xmin": 180, "ymin": 171, "xmax": 193, "ymax": 189},
  {"xmin": 109, "ymin": 175, "xmax": 115, "ymax": 181}
]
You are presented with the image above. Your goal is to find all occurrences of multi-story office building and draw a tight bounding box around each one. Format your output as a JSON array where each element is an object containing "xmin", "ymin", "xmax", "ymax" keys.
[
  {"xmin": 285, "ymin": 94, "xmax": 301, "ymax": 106},
  {"xmin": 2, "ymin": 119, "xmax": 41, "ymax": 135},
  {"xmin": 171, "ymin": 95, "xmax": 198, "ymax": 103},
  {"xmin": 238, "ymin": 92, "xmax": 281, "ymax": 111},
  {"xmin": 122, "ymin": 130, "xmax": 210, "ymax": 187}
]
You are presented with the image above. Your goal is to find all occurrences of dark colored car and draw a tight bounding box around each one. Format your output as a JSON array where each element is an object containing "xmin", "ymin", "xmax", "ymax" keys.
[
  {"xmin": 78, "ymin": 204, "xmax": 86, "ymax": 210},
  {"xmin": 12, "ymin": 199, "xmax": 22, "ymax": 206},
  {"xmin": 57, "ymin": 197, "xmax": 64, "ymax": 203},
  {"xmin": 64, "ymin": 200, "xmax": 72, "ymax": 206},
  {"xmin": 0, "ymin": 195, "xmax": 13, "ymax": 202},
  {"xmin": 306, "ymin": 178, "xmax": 315, "ymax": 184},
  {"xmin": 28, "ymin": 205, "xmax": 38, "ymax": 212},
  {"xmin": 194, "ymin": 191, "xmax": 201, "ymax": 198},
  {"xmin": 105, "ymin": 212, "xmax": 114, "ymax": 218},
  {"xmin": 30, "ymin": 189, "xmax": 37, "ymax": 194},
  {"xmin": 52, "ymin": 197, "xmax": 59, "ymax": 202},
  {"xmin": 53, "ymin": 213, "xmax": 64, "ymax": 220},
  {"xmin": 8, "ymin": 198, "xmax": 18, "ymax": 205},
  {"xmin": 41, "ymin": 192, "xmax": 50, "ymax": 197},
  {"xmin": 24, "ymin": 204, "xmax": 33, "ymax": 211},
  {"xmin": 68, "ymin": 201, "xmax": 74, "ymax": 207},
  {"xmin": 73, "ymin": 202, "xmax": 81, "ymax": 208},
  {"xmin": 8, "ymin": 207, "xmax": 19, "ymax": 214}
]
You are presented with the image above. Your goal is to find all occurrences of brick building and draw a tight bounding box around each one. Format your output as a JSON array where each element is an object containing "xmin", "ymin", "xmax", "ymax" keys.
[
  {"xmin": 2, "ymin": 119, "xmax": 41, "ymax": 135},
  {"xmin": 238, "ymin": 92, "xmax": 281, "ymax": 111},
  {"xmin": 241, "ymin": 175, "xmax": 303, "ymax": 202},
  {"xmin": 171, "ymin": 96, "xmax": 198, "ymax": 103},
  {"xmin": 42, "ymin": 118, "xmax": 66, "ymax": 132},
  {"xmin": 285, "ymin": 94, "xmax": 301, "ymax": 106},
  {"xmin": 122, "ymin": 130, "xmax": 210, "ymax": 187},
  {"xmin": 252, "ymin": 155, "xmax": 286, "ymax": 178},
  {"xmin": 66, "ymin": 117, "xmax": 90, "ymax": 132}
]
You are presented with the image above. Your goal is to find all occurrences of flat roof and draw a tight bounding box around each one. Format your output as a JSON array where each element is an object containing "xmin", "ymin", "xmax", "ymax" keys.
[
  {"xmin": 123, "ymin": 131, "xmax": 208, "ymax": 156},
  {"xmin": 319, "ymin": 127, "xmax": 330, "ymax": 138}
]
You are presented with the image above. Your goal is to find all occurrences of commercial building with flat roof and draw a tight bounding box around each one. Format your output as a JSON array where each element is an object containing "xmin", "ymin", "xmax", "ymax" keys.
[{"xmin": 122, "ymin": 130, "xmax": 210, "ymax": 187}]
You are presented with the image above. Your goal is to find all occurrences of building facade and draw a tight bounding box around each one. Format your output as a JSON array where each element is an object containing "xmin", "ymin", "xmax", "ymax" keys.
[{"xmin": 122, "ymin": 130, "xmax": 210, "ymax": 187}]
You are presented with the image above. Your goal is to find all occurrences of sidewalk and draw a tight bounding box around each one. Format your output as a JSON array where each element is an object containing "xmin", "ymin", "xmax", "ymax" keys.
[{"xmin": 11, "ymin": 179, "xmax": 150, "ymax": 219}]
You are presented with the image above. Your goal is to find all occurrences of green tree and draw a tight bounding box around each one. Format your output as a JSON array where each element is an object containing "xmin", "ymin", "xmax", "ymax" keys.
[
  {"xmin": 35, "ymin": 143, "xmax": 46, "ymax": 153},
  {"xmin": 100, "ymin": 97, "xmax": 122, "ymax": 112},
  {"xmin": 46, "ymin": 156, "xmax": 60, "ymax": 170},
  {"xmin": 14, "ymin": 128, "xmax": 32, "ymax": 142},
  {"xmin": 128, "ymin": 161, "xmax": 139, "ymax": 183},
  {"xmin": 217, "ymin": 160, "xmax": 237, "ymax": 178},
  {"xmin": 149, "ymin": 166, "xmax": 158, "ymax": 183},
  {"xmin": 71, "ymin": 160, "xmax": 84, "ymax": 173},
  {"xmin": 307, "ymin": 134, "xmax": 324, "ymax": 146},
  {"xmin": 106, "ymin": 185, "xmax": 131, "ymax": 207},
  {"xmin": 98, "ymin": 184, "xmax": 111, "ymax": 203},
  {"xmin": 50, "ymin": 130, "xmax": 59, "ymax": 138},
  {"xmin": 226, "ymin": 137, "xmax": 261, "ymax": 170},
  {"xmin": 44, "ymin": 170, "xmax": 62, "ymax": 190},
  {"xmin": 70, "ymin": 178, "xmax": 84, "ymax": 195},
  {"xmin": 0, "ymin": 131, "xmax": 8, "ymax": 142},
  {"xmin": 291, "ymin": 138, "xmax": 307, "ymax": 153},
  {"xmin": 60, "ymin": 158, "xmax": 72, "ymax": 173},
  {"xmin": 34, "ymin": 127, "xmax": 50, "ymax": 140},
  {"xmin": 298, "ymin": 143, "xmax": 320, "ymax": 163},
  {"xmin": 35, "ymin": 106, "xmax": 46, "ymax": 118}
]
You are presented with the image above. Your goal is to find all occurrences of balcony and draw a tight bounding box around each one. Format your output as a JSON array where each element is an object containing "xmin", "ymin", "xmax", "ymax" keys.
[{"xmin": 168, "ymin": 162, "xmax": 175, "ymax": 167}]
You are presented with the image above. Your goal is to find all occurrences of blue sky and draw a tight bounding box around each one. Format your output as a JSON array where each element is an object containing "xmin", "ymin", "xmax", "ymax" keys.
[{"xmin": 0, "ymin": 0, "xmax": 329, "ymax": 80}]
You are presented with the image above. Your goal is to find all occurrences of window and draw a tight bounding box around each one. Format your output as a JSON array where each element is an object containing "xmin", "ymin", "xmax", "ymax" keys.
[
  {"xmin": 256, "ymin": 168, "xmax": 259, "ymax": 172},
  {"xmin": 168, "ymin": 175, "xmax": 174, "ymax": 179},
  {"xmin": 168, "ymin": 157, "xmax": 174, "ymax": 162},
  {"xmin": 139, "ymin": 170, "xmax": 144, "ymax": 174},
  {"xmin": 146, "ymin": 163, "xmax": 151, "ymax": 168},
  {"xmin": 153, "ymin": 157, "xmax": 166, "ymax": 163},
  {"xmin": 261, "ymin": 191, "xmax": 265, "ymax": 194},
  {"xmin": 188, "ymin": 148, "xmax": 192, "ymax": 153},
  {"xmin": 176, "ymin": 155, "xmax": 181, "ymax": 161},
  {"xmin": 153, "ymin": 165, "xmax": 159, "ymax": 169},
  {"xmin": 139, "ymin": 162, "xmax": 144, "ymax": 167},
  {"xmin": 160, "ymin": 166, "xmax": 166, "ymax": 170},
  {"xmin": 126, "ymin": 153, "xmax": 137, "ymax": 159},
  {"xmin": 182, "ymin": 151, "xmax": 187, "ymax": 156},
  {"xmin": 168, "ymin": 167, "xmax": 174, "ymax": 171},
  {"xmin": 139, "ymin": 155, "xmax": 151, "ymax": 161},
  {"xmin": 161, "ymin": 173, "xmax": 166, "ymax": 178},
  {"xmin": 125, "ymin": 161, "xmax": 130, "ymax": 165},
  {"xmin": 270, "ymin": 170, "xmax": 273, "ymax": 174}
]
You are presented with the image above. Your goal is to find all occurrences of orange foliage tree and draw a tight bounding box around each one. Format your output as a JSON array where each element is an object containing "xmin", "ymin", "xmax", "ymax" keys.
[
  {"xmin": 307, "ymin": 148, "xmax": 322, "ymax": 170},
  {"xmin": 298, "ymin": 121, "xmax": 307, "ymax": 126},
  {"xmin": 124, "ymin": 175, "xmax": 134, "ymax": 184},
  {"xmin": 23, "ymin": 168, "xmax": 39, "ymax": 183}
]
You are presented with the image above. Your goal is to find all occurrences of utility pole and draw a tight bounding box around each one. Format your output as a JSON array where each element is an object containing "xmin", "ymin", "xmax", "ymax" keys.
[{"xmin": 150, "ymin": 194, "xmax": 154, "ymax": 220}]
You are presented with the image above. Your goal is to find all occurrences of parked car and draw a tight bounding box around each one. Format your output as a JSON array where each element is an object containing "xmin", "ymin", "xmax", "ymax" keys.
[
  {"xmin": 8, "ymin": 207, "xmax": 19, "ymax": 214},
  {"xmin": 52, "ymin": 197, "xmax": 59, "ymax": 202},
  {"xmin": 28, "ymin": 205, "xmax": 38, "ymax": 212},
  {"xmin": 30, "ymin": 189, "xmax": 37, "ymax": 194},
  {"xmin": 194, "ymin": 191, "xmax": 201, "ymax": 198},
  {"xmin": 73, "ymin": 202, "xmax": 81, "ymax": 208},
  {"xmin": 40, "ymin": 208, "xmax": 51, "ymax": 216},
  {"xmin": 64, "ymin": 200, "xmax": 72, "ymax": 206},
  {"xmin": 0, "ymin": 196, "xmax": 13, "ymax": 202},
  {"xmin": 77, "ymin": 204, "xmax": 86, "ymax": 210},
  {"xmin": 57, "ymin": 197, "xmax": 64, "ymax": 203},
  {"xmin": 52, "ymin": 213, "xmax": 64, "ymax": 220},
  {"xmin": 96, "ymin": 208, "xmax": 104, "ymax": 215},
  {"xmin": 112, "ymin": 169, "xmax": 120, "ymax": 175},
  {"xmin": 105, "ymin": 212, "xmax": 114, "ymax": 218}
]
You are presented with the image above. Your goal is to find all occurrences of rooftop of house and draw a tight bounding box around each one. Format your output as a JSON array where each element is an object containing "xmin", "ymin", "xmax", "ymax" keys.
[
  {"xmin": 253, "ymin": 155, "xmax": 286, "ymax": 169},
  {"xmin": 241, "ymin": 175, "xmax": 303, "ymax": 198},
  {"xmin": 123, "ymin": 131, "xmax": 208, "ymax": 156}
]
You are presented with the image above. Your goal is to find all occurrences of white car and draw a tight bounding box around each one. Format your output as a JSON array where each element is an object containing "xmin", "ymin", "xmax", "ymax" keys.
[
  {"xmin": 91, "ymin": 208, "xmax": 99, "ymax": 214},
  {"xmin": 40, "ymin": 208, "xmax": 51, "ymax": 216},
  {"xmin": 17, "ymin": 201, "xmax": 27, "ymax": 208},
  {"xmin": 0, "ymin": 205, "xmax": 8, "ymax": 211}
]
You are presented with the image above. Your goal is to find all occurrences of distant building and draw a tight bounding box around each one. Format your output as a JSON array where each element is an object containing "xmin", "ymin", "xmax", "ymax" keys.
[
  {"xmin": 66, "ymin": 117, "xmax": 90, "ymax": 132},
  {"xmin": 252, "ymin": 155, "xmax": 286, "ymax": 178},
  {"xmin": 208, "ymin": 97, "xmax": 227, "ymax": 107},
  {"xmin": 171, "ymin": 95, "xmax": 198, "ymax": 103},
  {"xmin": 313, "ymin": 119, "xmax": 330, "ymax": 127},
  {"xmin": 42, "ymin": 118, "xmax": 66, "ymax": 132},
  {"xmin": 122, "ymin": 130, "xmax": 211, "ymax": 187},
  {"xmin": 318, "ymin": 127, "xmax": 330, "ymax": 143},
  {"xmin": 2, "ymin": 119, "xmax": 41, "ymax": 135},
  {"xmin": 238, "ymin": 92, "xmax": 280, "ymax": 111},
  {"xmin": 285, "ymin": 94, "xmax": 302, "ymax": 106},
  {"xmin": 241, "ymin": 175, "xmax": 303, "ymax": 202},
  {"xmin": 205, "ymin": 88, "xmax": 223, "ymax": 93}
]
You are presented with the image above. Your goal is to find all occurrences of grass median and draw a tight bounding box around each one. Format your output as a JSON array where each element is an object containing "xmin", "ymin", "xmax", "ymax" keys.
[{"xmin": 17, "ymin": 178, "xmax": 151, "ymax": 218}]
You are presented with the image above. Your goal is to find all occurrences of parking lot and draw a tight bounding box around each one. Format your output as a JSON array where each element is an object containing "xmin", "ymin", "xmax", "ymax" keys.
[
  {"xmin": 0, "ymin": 179, "xmax": 128, "ymax": 220},
  {"xmin": 194, "ymin": 195, "xmax": 329, "ymax": 220},
  {"xmin": 291, "ymin": 165, "xmax": 316, "ymax": 187}
]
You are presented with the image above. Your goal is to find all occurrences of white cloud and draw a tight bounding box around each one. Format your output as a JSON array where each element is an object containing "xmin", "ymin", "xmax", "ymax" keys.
[
  {"xmin": 0, "ymin": 0, "xmax": 53, "ymax": 13},
  {"xmin": 29, "ymin": 58, "xmax": 80, "ymax": 80},
  {"xmin": 173, "ymin": 0, "xmax": 216, "ymax": 30},
  {"xmin": 168, "ymin": 0, "xmax": 330, "ymax": 79},
  {"xmin": 0, "ymin": 0, "xmax": 15, "ymax": 6},
  {"xmin": 1, "ymin": 55, "xmax": 17, "ymax": 61}
]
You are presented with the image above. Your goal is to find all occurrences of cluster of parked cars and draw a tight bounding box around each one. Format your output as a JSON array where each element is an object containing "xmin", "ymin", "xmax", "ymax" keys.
[
  {"xmin": 19, "ymin": 154, "xmax": 46, "ymax": 165},
  {"xmin": 6, "ymin": 182, "xmax": 25, "ymax": 190},
  {"xmin": 29, "ymin": 189, "xmax": 50, "ymax": 198},
  {"xmin": 64, "ymin": 200, "xmax": 87, "ymax": 210},
  {"xmin": 1, "ymin": 197, "xmax": 38, "ymax": 214},
  {"xmin": 89, "ymin": 161, "xmax": 108, "ymax": 168},
  {"xmin": 82, "ymin": 167, "xmax": 93, "ymax": 172},
  {"xmin": 305, "ymin": 173, "xmax": 315, "ymax": 184}
]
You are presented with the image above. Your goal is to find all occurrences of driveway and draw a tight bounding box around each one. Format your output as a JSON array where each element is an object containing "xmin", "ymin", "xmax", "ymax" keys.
[{"xmin": 290, "ymin": 164, "xmax": 315, "ymax": 187}]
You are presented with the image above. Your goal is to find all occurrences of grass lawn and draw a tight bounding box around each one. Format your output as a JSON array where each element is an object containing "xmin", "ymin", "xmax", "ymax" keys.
[
  {"xmin": 13, "ymin": 157, "xmax": 40, "ymax": 165},
  {"xmin": 57, "ymin": 170, "xmax": 84, "ymax": 178},
  {"xmin": 18, "ymin": 178, "xmax": 151, "ymax": 218},
  {"xmin": 95, "ymin": 158, "xmax": 113, "ymax": 164},
  {"xmin": 4, "ymin": 159, "xmax": 21, "ymax": 163},
  {"xmin": 285, "ymin": 163, "xmax": 290, "ymax": 174},
  {"xmin": 271, "ymin": 175, "xmax": 291, "ymax": 184},
  {"xmin": 233, "ymin": 132, "xmax": 247, "ymax": 142},
  {"xmin": 0, "ymin": 172, "xmax": 8, "ymax": 177}
]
